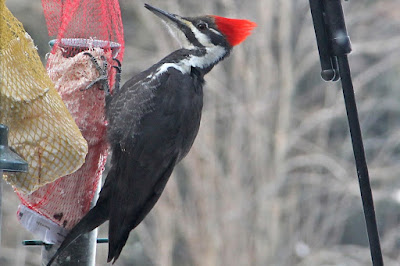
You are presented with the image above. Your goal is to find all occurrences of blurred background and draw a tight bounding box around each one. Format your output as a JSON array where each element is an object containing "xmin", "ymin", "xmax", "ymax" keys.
[{"xmin": 2, "ymin": 0, "xmax": 400, "ymax": 265}]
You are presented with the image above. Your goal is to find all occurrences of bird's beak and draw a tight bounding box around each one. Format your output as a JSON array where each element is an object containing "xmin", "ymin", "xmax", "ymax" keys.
[
  {"xmin": 144, "ymin": 4, "xmax": 186, "ymax": 29},
  {"xmin": 145, "ymin": 4, "xmax": 192, "ymax": 48}
]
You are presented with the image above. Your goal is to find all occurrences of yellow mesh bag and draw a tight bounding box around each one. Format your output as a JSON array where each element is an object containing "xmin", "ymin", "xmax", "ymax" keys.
[{"xmin": 0, "ymin": 0, "xmax": 88, "ymax": 193}]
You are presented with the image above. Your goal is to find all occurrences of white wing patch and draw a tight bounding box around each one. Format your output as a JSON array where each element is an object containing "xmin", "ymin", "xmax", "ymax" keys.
[{"xmin": 158, "ymin": 63, "xmax": 190, "ymax": 75}]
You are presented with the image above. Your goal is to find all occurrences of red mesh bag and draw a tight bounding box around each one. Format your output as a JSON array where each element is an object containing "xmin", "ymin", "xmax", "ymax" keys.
[{"xmin": 17, "ymin": 0, "xmax": 124, "ymax": 244}]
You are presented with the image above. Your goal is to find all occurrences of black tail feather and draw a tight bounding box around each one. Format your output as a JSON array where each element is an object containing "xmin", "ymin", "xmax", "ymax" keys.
[
  {"xmin": 106, "ymin": 156, "xmax": 177, "ymax": 263},
  {"xmin": 107, "ymin": 229, "xmax": 129, "ymax": 264}
]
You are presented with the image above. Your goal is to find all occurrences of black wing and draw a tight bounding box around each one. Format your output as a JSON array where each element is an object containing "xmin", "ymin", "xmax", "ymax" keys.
[{"xmin": 106, "ymin": 67, "xmax": 203, "ymax": 262}]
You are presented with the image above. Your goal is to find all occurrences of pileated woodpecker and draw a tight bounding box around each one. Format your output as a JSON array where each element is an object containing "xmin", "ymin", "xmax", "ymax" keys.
[{"xmin": 47, "ymin": 4, "xmax": 256, "ymax": 265}]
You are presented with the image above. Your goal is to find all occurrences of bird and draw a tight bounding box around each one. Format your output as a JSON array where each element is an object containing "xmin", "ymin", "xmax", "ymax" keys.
[{"xmin": 47, "ymin": 3, "xmax": 256, "ymax": 265}]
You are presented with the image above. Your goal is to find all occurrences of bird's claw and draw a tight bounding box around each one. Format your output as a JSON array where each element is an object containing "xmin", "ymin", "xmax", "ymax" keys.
[
  {"xmin": 112, "ymin": 58, "xmax": 122, "ymax": 93},
  {"xmin": 82, "ymin": 52, "xmax": 122, "ymax": 95},
  {"xmin": 82, "ymin": 52, "xmax": 110, "ymax": 94}
]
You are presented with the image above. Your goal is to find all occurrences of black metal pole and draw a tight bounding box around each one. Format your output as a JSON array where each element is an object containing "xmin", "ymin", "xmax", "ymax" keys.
[
  {"xmin": 337, "ymin": 55, "xmax": 383, "ymax": 265},
  {"xmin": 309, "ymin": 1, "xmax": 384, "ymax": 265}
]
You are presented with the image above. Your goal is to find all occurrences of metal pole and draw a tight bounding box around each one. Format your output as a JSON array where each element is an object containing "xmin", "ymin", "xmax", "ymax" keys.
[
  {"xmin": 41, "ymin": 229, "xmax": 98, "ymax": 266},
  {"xmin": 41, "ymin": 182, "xmax": 101, "ymax": 266},
  {"xmin": 308, "ymin": 1, "xmax": 384, "ymax": 265},
  {"xmin": 337, "ymin": 55, "xmax": 383, "ymax": 265}
]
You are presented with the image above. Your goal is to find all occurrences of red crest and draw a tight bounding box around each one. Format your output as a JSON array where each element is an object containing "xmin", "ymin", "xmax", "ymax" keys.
[{"xmin": 213, "ymin": 16, "xmax": 257, "ymax": 46}]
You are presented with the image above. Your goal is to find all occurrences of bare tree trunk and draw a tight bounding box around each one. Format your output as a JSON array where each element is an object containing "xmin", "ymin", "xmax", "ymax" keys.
[{"xmin": 274, "ymin": 0, "xmax": 294, "ymax": 183}]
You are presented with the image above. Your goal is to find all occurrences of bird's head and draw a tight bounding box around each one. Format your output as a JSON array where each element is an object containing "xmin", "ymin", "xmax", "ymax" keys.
[{"xmin": 145, "ymin": 4, "xmax": 256, "ymax": 70}]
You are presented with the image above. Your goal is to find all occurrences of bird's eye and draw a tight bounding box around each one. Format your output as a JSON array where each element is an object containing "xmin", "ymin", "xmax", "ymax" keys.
[{"xmin": 197, "ymin": 22, "xmax": 208, "ymax": 30}]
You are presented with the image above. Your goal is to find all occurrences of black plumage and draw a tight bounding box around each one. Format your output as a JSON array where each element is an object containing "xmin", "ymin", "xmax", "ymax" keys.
[
  {"xmin": 47, "ymin": 3, "xmax": 256, "ymax": 265},
  {"xmin": 47, "ymin": 50, "xmax": 205, "ymax": 265},
  {"xmin": 104, "ymin": 54, "xmax": 205, "ymax": 262}
]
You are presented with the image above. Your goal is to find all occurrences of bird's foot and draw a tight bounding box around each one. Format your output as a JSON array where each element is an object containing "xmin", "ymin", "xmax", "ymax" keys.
[
  {"xmin": 82, "ymin": 53, "xmax": 122, "ymax": 96},
  {"xmin": 82, "ymin": 52, "xmax": 110, "ymax": 95},
  {"xmin": 112, "ymin": 58, "xmax": 122, "ymax": 93}
]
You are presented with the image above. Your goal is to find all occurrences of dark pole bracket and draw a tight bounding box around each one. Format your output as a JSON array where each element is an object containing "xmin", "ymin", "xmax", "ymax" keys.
[
  {"xmin": 308, "ymin": 1, "xmax": 384, "ymax": 265},
  {"xmin": 22, "ymin": 238, "xmax": 109, "ymax": 250}
]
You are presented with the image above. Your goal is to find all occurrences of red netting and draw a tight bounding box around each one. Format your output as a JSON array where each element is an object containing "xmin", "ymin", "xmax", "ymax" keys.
[{"xmin": 17, "ymin": 0, "xmax": 124, "ymax": 237}]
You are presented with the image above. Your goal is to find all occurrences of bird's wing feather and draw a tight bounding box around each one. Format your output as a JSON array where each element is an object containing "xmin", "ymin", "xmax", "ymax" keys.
[
  {"xmin": 106, "ymin": 152, "xmax": 178, "ymax": 263},
  {"xmin": 105, "ymin": 69, "xmax": 192, "ymax": 262},
  {"xmin": 106, "ymin": 68, "xmax": 163, "ymax": 149}
]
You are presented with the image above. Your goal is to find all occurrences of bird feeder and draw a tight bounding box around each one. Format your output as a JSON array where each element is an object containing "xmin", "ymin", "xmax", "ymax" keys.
[
  {"xmin": 14, "ymin": 0, "xmax": 124, "ymax": 265},
  {"xmin": 0, "ymin": 0, "xmax": 88, "ymax": 194}
]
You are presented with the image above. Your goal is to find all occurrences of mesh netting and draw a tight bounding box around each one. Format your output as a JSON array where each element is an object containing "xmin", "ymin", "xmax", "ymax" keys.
[
  {"xmin": 16, "ymin": 0, "xmax": 124, "ymax": 236},
  {"xmin": 0, "ymin": 0, "xmax": 88, "ymax": 193}
]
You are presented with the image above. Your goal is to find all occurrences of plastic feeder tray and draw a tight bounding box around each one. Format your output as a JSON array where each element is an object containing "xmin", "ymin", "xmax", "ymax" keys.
[{"xmin": 49, "ymin": 38, "xmax": 121, "ymax": 58}]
